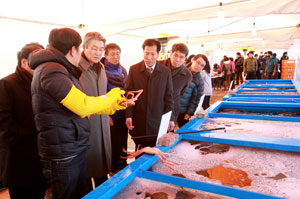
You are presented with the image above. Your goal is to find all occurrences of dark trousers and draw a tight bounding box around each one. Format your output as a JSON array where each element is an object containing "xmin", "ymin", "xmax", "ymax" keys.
[
  {"xmin": 246, "ymin": 72, "xmax": 256, "ymax": 80},
  {"xmin": 177, "ymin": 113, "xmax": 189, "ymax": 128},
  {"xmin": 41, "ymin": 151, "xmax": 86, "ymax": 199},
  {"xmin": 110, "ymin": 117, "xmax": 128, "ymax": 172},
  {"xmin": 9, "ymin": 183, "xmax": 46, "ymax": 199},
  {"xmin": 202, "ymin": 96, "xmax": 211, "ymax": 110},
  {"xmin": 235, "ymin": 71, "xmax": 243, "ymax": 85},
  {"xmin": 266, "ymin": 72, "xmax": 273, "ymax": 79},
  {"xmin": 132, "ymin": 137, "xmax": 156, "ymax": 149}
]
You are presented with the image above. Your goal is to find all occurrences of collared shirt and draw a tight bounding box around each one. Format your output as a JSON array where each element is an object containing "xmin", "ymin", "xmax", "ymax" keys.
[{"xmin": 145, "ymin": 62, "xmax": 156, "ymax": 72}]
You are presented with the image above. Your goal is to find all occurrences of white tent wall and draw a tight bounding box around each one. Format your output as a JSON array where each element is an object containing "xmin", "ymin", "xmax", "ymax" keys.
[
  {"xmin": 0, "ymin": 20, "xmax": 146, "ymax": 78},
  {"xmin": 288, "ymin": 39, "xmax": 300, "ymax": 81},
  {"xmin": 0, "ymin": 20, "xmax": 74, "ymax": 78},
  {"xmin": 105, "ymin": 35, "xmax": 145, "ymax": 71}
]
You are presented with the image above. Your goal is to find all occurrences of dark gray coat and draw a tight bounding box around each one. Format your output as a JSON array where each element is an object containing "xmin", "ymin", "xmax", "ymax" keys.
[
  {"xmin": 160, "ymin": 58, "xmax": 192, "ymax": 122},
  {"xmin": 125, "ymin": 60, "xmax": 174, "ymax": 138},
  {"xmin": 79, "ymin": 56, "xmax": 111, "ymax": 178}
]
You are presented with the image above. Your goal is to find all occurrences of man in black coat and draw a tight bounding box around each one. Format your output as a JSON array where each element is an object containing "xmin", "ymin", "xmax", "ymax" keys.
[
  {"xmin": 234, "ymin": 52, "xmax": 244, "ymax": 85},
  {"xmin": 160, "ymin": 43, "xmax": 192, "ymax": 123},
  {"xmin": 125, "ymin": 39, "xmax": 174, "ymax": 148},
  {"xmin": 0, "ymin": 43, "xmax": 47, "ymax": 199}
]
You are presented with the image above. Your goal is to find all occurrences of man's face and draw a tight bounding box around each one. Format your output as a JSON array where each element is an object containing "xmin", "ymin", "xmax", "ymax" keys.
[
  {"xmin": 170, "ymin": 51, "xmax": 186, "ymax": 68},
  {"xmin": 143, "ymin": 45, "xmax": 158, "ymax": 66},
  {"xmin": 83, "ymin": 39, "xmax": 105, "ymax": 64},
  {"xmin": 236, "ymin": 54, "xmax": 240, "ymax": 59},
  {"xmin": 105, "ymin": 48, "xmax": 120, "ymax": 65},
  {"xmin": 191, "ymin": 57, "xmax": 205, "ymax": 72},
  {"xmin": 248, "ymin": 53, "xmax": 253, "ymax": 58}
]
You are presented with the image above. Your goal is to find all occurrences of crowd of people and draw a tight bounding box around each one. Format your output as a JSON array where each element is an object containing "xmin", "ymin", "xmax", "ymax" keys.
[
  {"xmin": 0, "ymin": 27, "xmax": 212, "ymax": 199},
  {"xmin": 212, "ymin": 51, "xmax": 289, "ymax": 90}
]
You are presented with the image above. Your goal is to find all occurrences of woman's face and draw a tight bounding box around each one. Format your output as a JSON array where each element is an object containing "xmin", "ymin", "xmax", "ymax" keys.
[{"xmin": 191, "ymin": 57, "xmax": 205, "ymax": 72}]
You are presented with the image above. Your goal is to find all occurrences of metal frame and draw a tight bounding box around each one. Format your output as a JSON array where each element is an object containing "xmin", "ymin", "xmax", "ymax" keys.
[
  {"xmin": 223, "ymin": 79, "xmax": 300, "ymax": 101},
  {"xmin": 208, "ymin": 101, "xmax": 300, "ymax": 122}
]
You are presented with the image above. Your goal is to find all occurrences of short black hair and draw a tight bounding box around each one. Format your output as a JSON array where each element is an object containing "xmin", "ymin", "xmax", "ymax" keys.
[
  {"xmin": 186, "ymin": 54, "xmax": 195, "ymax": 64},
  {"xmin": 17, "ymin": 42, "xmax": 44, "ymax": 66},
  {"xmin": 104, "ymin": 43, "xmax": 121, "ymax": 55},
  {"xmin": 236, "ymin": 52, "xmax": 241, "ymax": 56},
  {"xmin": 48, "ymin": 28, "xmax": 82, "ymax": 55},
  {"xmin": 142, "ymin": 39, "xmax": 161, "ymax": 53},
  {"xmin": 171, "ymin": 43, "xmax": 189, "ymax": 57},
  {"xmin": 267, "ymin": 51, "xmax": 273, "ymax": 55}
]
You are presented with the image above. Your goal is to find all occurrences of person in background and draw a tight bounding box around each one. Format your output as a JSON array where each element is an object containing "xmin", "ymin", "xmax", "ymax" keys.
[
  {"xmin": 0, "ymin": 43, "xmax": 47, "ymax": 199},
  {"xmin": 273, "ymin": 53, "xmax": 280, "ymax": 79},
  {"xmin": 29, "ymin": 28, "xmax": 126, "ymax": 199},
  {"xmin": 125, "ymin": 39, "xmax": 174, "ymax": 148},
  {"xmin": 213, "ymin": 63, "xmax": 221, "ymax": 74},
  {"xmin": 79, "ymin": 32, "xmax": 112, "ymax": 192},
  {"xmin": 258, "ymin": 52, "xmax": 267, "ymax": 79},
  {"xmin": 177, "ymin": 54, "xmax": 205, "ymax": 127},
  {"xmin": 100, "ymin": 43, "xmax": 128, "ymax": 173},
  {"xmin": 279, "ymin": 52, "xmax": 289, "ymax": 79},
  {"xmin": 160, "ymin": 43, "xmax": 192, "ymax": 124},
  {"xmin": 254, "ymin": 54, "xmax": 261, "ymax": 79},
  {"xmin": 200, "ymin": 54, "xmax": 213, "ymax": 110},
  {"xmin": 243, "ymin": 51, "xmax": 257, "ymax": 80},
  {"xmin": 265, "ymin": 51, "xmax": 278, "ymax": 79},
  {"xmin": 228, "ymin": 57, "xmax": 235, "ymax": 89},
  {"xmin": 220, "ymin": 55, "xmax": 228, "ymax": 68},
  {"xmin": 222, "ymin": 57, "xmax": 232, "ymax": 90}
]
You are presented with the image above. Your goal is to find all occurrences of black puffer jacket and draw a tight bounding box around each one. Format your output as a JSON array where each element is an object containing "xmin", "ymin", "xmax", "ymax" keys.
[{"xmin": 30, "ymin": 47, "xmax": 90, "ymax": 160}]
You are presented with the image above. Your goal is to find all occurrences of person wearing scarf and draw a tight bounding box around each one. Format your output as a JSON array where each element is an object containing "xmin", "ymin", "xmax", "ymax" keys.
[
  {"xmin": 100, "ymin": 43, "xmax": 128, "ymax": 173},
  {"xmin": 0, "ymin": 43, "xmax": 47, "ymax": 199}
]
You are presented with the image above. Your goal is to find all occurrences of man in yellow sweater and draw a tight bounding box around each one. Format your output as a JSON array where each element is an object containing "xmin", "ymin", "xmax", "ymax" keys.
[{"xmin": 29, "ymin": 28, "xmax": 126, "ymax": 199}]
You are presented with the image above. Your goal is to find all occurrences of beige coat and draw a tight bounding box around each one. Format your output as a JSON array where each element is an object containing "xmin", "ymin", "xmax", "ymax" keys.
[{"xmin": 79, "ymin": 56, "xmax": 111, "ymax": 178}]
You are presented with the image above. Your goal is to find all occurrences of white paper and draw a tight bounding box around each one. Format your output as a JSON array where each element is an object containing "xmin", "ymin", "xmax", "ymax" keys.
[
  {"xmin": 194, "ymin": 95, "xmax": 205, "ymax": 114},
  {"xmin": 156, "ymin": 111, "xmax": 172, "ymax": 145}
]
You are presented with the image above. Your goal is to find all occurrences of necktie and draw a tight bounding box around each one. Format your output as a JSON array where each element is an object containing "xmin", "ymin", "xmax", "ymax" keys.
[{"xmin": 147, "ymin": 67, "xmax": 153, "ymax": 74}]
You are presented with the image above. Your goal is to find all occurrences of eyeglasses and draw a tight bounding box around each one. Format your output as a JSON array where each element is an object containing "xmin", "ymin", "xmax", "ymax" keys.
[{"xmin": 195, "ymin": 61, "xmax": 206, "ymax": 67}]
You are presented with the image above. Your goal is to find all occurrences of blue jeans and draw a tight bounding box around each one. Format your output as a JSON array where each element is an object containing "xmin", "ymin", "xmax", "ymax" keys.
[{"xmin": 41, "ymin": 151, "xmax": 86, "ymax": 199}]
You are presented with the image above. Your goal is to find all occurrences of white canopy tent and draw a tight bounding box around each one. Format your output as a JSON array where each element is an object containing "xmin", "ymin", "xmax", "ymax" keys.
[{"xmin": 0, "ymin": 0, "xmax": 299, "ymax": 78}]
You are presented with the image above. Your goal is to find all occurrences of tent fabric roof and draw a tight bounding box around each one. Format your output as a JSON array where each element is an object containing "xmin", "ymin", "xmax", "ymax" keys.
[
  {"xmin": 100, "ymin": 0, "xmax": 300, "ymax": 36},
  {"xmin": 2, "ymin": 0, "xmax": 298, "ymax": 51}
]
